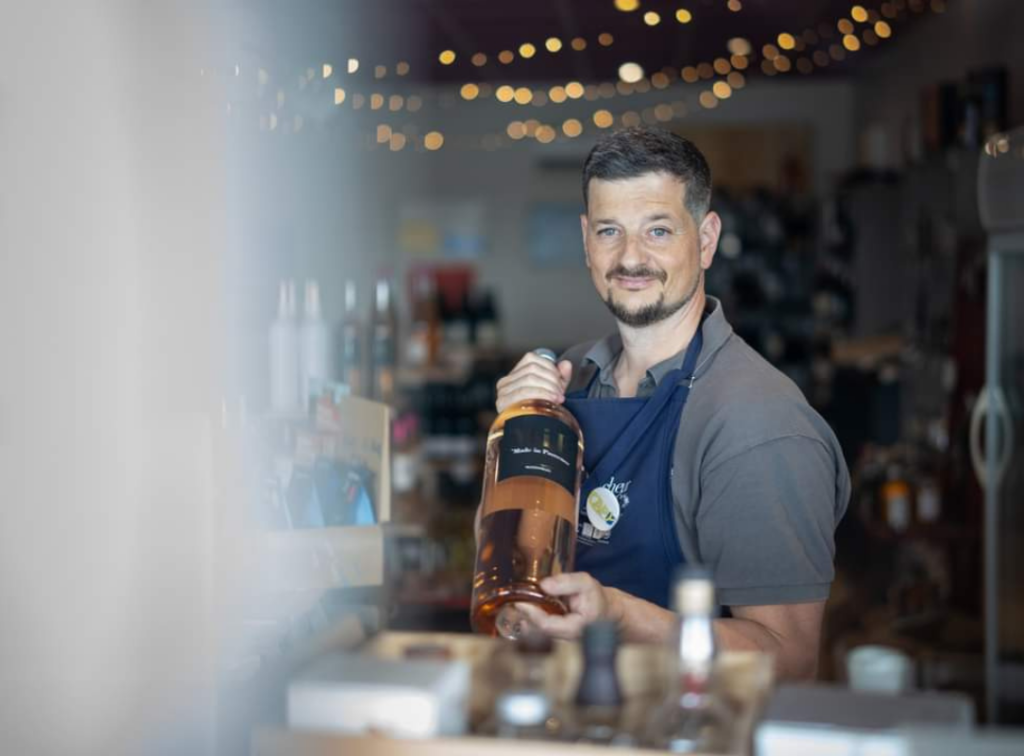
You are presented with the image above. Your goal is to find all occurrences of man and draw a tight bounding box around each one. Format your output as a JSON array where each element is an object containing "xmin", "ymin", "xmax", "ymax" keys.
[{"xmin": 495, "ymin": 127, "xmax": 850, "ymax": 681}]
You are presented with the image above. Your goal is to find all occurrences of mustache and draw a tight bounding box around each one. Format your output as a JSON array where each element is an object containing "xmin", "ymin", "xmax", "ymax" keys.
[{"xmin": 607, "ymin": 265, "xmax": 667, "ymax": 283}]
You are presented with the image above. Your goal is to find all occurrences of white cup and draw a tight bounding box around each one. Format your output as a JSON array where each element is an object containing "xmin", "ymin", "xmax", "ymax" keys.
[{"xmin": 846, "ymin": 645, "xmax": 914, "ymax": 694}]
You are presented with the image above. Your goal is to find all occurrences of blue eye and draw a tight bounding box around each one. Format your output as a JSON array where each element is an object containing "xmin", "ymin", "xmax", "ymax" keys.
[
  {"xmin": 597, "ymin": 228, "xmax": 617, "ymax": 237},
  {"xmin": 651, "ymin": 227, "xmax": 670, "ymax": 237}
]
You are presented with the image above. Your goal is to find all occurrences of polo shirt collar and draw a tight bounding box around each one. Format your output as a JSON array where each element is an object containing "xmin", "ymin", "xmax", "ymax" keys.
[{"xmin": 582, "ymin": 296, "xmax": 733, "ymax": 389}]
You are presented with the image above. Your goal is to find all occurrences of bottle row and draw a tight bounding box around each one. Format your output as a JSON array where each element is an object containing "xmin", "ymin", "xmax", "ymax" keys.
[{"xmin": 478, "ymin": 568, "xmax": 737, "ymax": 752}]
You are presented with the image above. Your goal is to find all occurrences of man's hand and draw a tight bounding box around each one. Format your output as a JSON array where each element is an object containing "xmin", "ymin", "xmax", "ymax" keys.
[
  {"xmin": 495, "ymin": 352, "xmax": 573, "ymax": 413},
  {"xmin": 515, "ymin": 572, "xmax": 622, "ymax": 640}
]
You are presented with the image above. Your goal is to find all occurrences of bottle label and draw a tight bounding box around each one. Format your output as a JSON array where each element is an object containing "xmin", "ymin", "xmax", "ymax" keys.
[{"xmin": 498, "ymin": 415, "xmax": 578, "ymax": 495}]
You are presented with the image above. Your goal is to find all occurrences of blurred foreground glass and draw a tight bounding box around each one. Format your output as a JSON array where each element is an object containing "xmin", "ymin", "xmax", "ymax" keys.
[{"xmin": 470, "ymin": 350, "xmax": 583, "ymax": 639}]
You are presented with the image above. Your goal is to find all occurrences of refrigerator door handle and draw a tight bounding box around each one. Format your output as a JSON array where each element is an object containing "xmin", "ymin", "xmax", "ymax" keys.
[
  {"xmin": 971, "ymin": 386, "xmax": 1015, "ymax": 490},
  {"xmin": 971, "ymin": 388, "xmax": 990, "ymax": 489}
]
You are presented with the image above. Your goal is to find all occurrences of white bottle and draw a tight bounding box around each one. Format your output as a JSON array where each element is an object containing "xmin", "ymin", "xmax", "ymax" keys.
[
  {"xmin": 300, "ymin": 279, "xmax": 332, "ymax": 407},
  {"xmin": 269, "ymin": 279, "xmax": 300, "ymax": 414}
]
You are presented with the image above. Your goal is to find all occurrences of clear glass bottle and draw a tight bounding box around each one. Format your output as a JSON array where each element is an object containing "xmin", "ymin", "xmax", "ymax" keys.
[
  {"xmin": 479, "ymin": 632, "xmax": 566, "ymax": 741},
  {"xmin": 644, "ymin": 567, "xmax": 736, "ymax": 753},
  {"xmin": 470, "ymin": 349, "xmax": 583, "ymax": 639},
  {"xmin": 337, "ymin": 279, "xmax": 363, "ymax": 396}
]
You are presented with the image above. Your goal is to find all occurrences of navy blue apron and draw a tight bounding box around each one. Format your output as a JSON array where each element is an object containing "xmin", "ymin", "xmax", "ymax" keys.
[{"xmin": 562, "ymin": 328, "xmax": 703, "ymax": 608}]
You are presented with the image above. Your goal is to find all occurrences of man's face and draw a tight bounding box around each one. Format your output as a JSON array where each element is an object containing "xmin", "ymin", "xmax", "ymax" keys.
[{"xmin": 581, "ymin": 172, "xmax": 720, "ymax": 328}]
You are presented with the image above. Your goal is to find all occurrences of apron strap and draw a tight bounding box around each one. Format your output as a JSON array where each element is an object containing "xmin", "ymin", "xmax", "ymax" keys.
[{"xmin": 584, "ymin": 327, "xmax": 703, "ymax": 485}]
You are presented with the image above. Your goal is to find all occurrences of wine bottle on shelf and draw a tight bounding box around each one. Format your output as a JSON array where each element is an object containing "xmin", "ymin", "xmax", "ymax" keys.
[
  {"xmin": 370, "ymin": 278, "xmax": 397, "ymax": 404},
  {"xmin": 337, "ymin": 279, "xmax": 363, "ymax": 396},
  {"xmin": 644, "ymin": 567, "xmax": 735, "ymax": 753},
  {"xmin": 470, "ymin": 348, "xmax": 584, "ymax": 639},
  {"xmin": 406, "ymin": 270, "xmax": 440, "ymax": 369},
  {"xmin": 269, "ymin": 279, "xmax": 300, "ymax": 414},
  {"xmin": 299, "ymin": 279, "xmax": 331, "ymax": 411}
]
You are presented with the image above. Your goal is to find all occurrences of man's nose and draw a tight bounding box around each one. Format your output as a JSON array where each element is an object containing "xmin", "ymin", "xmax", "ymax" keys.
[{"xmin": 617, "ymin": 233, "xmax": 646, "ymax": 269}]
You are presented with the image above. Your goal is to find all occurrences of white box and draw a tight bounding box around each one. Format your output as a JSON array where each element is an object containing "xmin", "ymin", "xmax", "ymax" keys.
[{"xmin": 287, "ymin": 653, "xmax": 470, "ymax": 739}]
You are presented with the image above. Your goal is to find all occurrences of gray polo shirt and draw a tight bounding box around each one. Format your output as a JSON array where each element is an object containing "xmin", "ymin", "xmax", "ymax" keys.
[{"xmin": 561, "ymin": 296, "xmax": 850, "ymax": 607}]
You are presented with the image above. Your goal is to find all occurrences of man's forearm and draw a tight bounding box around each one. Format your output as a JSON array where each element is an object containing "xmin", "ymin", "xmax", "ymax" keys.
[
  {"xmin": 607, "ymin": 587, "xmax": 677, "ymax": 643},
  {"xmin": 608, "ymin": 588, "xmax": 819, "ymax": 681},
  {"xmin": 715, "ymin": 615, "xmax": 819, "ymax": 681}
]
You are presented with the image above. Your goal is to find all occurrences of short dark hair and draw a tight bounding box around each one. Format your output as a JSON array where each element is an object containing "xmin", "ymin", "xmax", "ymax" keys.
[{"xmin": 581, "ymin": 126, "xmax": 712, "ymax": 221}]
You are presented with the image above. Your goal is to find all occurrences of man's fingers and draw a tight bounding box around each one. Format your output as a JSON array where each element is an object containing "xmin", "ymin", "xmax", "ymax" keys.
[
  {"xmin": 516, "ymin": 603, "xmax": 585, "ymax": 640},
  {"xmin": 557, "ymin": 360, "xmax": 573, "ymax": 385},
  {"xmin": 540, "ymin": 572, "xmax": 597, "ymax": 596}
]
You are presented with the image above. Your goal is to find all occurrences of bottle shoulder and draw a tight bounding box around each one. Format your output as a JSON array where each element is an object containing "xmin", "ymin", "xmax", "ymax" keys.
[{"xmin": 490, "ymin": 400, "xmax": 581, "ymax": 436}]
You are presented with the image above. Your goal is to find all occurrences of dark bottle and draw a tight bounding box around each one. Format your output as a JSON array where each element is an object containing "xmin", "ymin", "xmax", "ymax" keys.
[
  {"xmin": 571, "ymin": 621, "xmax": 634, "ymax": 746},
  {"xmin": 370, "ymin": 278, "xmax": 396, "ymax": 404},
  {"xmin": 643, "ymin": 566, "xmax": 735, "ymax": 753}
]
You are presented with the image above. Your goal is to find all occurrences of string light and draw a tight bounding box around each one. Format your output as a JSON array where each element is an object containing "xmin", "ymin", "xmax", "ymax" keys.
[
  {"xmin": 571, "ymin": 37, "xmax": 587, "ymax": 51},
  {"xmin": 562, "ymin": 118, "xmax": 583, "ymax": 137},
  {"xmin": 614, "ymin": 0, "xmax": 640, "ymax": 11},
  {"xmin": 244, "ymin": 0, "xmax": 926, "ymax": 148},
  {"xmin": 619, "ymin": 62, "xmax": 645, "ymax": 83},
  {"xmin": 498, "ymin": 50, "xmax": 515, "ymax": 64},
  {"xmin": 727, "ymin": 37, "xmax": 752, "ymax": 56},
  {"xmin": 472, "ymin": 52, "xmax": 487, "ymax": 66},
  {"xmin": 546, "ymin": 37, "xmax": 563, "ymax": 52},
  {"xmin": 593, "ymin": 109, "xmax": 614, "ymax": 128},
  {"xmin": 676, "ymin": 9, "xmax": 693, "ymax": 24},
  {"xmin": 644, "ymin": 11, "xmax": 661, "ymax": 26},
  {"xmin": 424, "ymin": 131, "xmax": 444, "ymax": 150},
  {"xmin": 598, "ymin": 33, "xmax": 615, "ymax": 46}
]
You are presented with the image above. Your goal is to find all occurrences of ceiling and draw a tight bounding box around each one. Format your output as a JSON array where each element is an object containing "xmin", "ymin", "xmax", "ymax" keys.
[{"xmin": 354, "ymin": 0, "xmax": 926, "ymax": 84}]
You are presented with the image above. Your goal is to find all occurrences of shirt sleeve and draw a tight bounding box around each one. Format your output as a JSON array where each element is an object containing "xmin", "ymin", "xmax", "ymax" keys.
[{"xmin": 695, "ymin": 435, "xmax": 841, "ymax": 607}]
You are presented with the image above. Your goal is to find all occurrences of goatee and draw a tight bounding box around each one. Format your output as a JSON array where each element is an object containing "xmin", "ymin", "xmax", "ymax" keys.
[{"xmin": 603, "ymin": 270, "xmax": 702, "ymax": 328}]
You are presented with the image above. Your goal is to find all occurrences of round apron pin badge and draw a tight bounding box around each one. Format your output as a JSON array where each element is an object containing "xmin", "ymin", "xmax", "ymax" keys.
[{"xmin": 586, "ymin": 487, "xmax": 621, "ymax": 532}]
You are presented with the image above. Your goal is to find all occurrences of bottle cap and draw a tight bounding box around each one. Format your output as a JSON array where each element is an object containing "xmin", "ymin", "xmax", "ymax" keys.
[
  {"xmin": 533, "ymin": 348, "xmax": 558, "ymax": 363},
  {"xmin": 496, "ymin": 690, "xmax": 550, "ymax": 726},
  {"xmin": 671, "ymin": 565, "xmax": 715, "ymax": 616}
]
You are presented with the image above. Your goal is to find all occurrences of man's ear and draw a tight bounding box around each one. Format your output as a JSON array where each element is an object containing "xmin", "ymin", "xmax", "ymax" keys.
[
  {"xmin": 698, "ymin": 211, "xmax": 722, "ymax": 270},
  {"xmin": 580, "ymin": 213, "xmax": 592, "ymax": 269}
]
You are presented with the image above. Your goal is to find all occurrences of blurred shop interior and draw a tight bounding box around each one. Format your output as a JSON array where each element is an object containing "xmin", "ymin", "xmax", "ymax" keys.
[{"xmin": 206, "ymin": 0, "xmax": 1024, "ymax": 747}]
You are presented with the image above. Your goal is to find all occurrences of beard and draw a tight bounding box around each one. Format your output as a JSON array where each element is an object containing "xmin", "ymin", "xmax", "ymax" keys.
[{"xmin": 603, "ymin": 267, "xmax": 702, "ymax": 328}]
